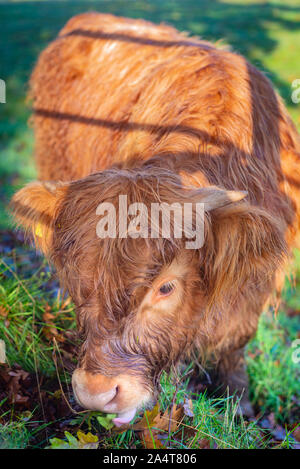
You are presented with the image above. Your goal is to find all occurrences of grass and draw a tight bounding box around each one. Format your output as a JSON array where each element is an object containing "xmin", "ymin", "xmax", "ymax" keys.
[
  {"xmin": 99, "ymin": 392, "xmax": 267, "ymax": 449},
  {"xmin": 0, "ymin": 421, "xmax": 31, "ymax": 449},
  {"xmin": 247, "ymin": 310, "xmax": 300, "ymax": 423},
  {"xmin": 246, "ymin": 251, "xmax": 300, "ymax": 423},
  {"xmin": 0, "ymin": 0, "xmax": 300, "ymax": 449},
  {"xmin": 0, "ymin": 257, "xmax": 77, "ymax": 376}
]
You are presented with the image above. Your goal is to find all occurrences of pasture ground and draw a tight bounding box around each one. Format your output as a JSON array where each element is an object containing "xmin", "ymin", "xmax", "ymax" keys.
[{"xmin": 0, "ymin": 0, "xmax": 299, "ymax": 449}]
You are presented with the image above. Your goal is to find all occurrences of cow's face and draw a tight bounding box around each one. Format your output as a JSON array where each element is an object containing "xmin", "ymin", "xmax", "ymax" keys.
[{"xmin": 11, "ymin": 168, "xmax": 251, "ymax": 425}]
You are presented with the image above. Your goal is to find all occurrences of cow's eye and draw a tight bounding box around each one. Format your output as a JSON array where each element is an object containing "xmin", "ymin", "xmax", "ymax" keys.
[{"xmin": 159, "ymin": 281, "xmax": 175, "ymax": 296}]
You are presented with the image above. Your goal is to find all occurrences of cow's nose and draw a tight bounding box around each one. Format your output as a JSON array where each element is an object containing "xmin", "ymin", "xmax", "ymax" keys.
[
  {"xmin": 72, "ymin": 369, "xmax": 118, "ymax": 412},
  {"xmin": 72, "ymin": 368, "xmax": 152, "ymax": 427}
]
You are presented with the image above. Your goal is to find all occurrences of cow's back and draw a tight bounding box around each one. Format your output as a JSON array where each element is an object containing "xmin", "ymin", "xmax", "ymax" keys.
[{"xmin": 30, "ymin": 12, "xmax": 300, "ymax": 244}]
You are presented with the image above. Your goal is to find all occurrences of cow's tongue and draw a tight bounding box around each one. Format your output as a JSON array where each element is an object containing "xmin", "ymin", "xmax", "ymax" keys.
[{"xmin": 112, "ymin": 408, "xmax": 137, "ymax": 427}]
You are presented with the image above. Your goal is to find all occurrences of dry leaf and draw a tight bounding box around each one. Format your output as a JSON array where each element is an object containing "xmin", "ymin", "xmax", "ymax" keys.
[
  {"xmin": 48, "ymin": 431, "xmax": 98, "ymax": 449},
  {"xmin": 130, "ymin": 403, "xmax": 160, "ymax": 431},
  {"xmin": 42, "ymin": 304, "xmax": 65, "ymax": 343},
  {"xmin": 142, "ymin": 430, "xmax": 165, "ymax": 449},
  {"xmin": 198, "ymin": 438, "xmax": 211, "ymax": 449},
  {"xmin": 157, "ymin": 405, "xmax": 184, "ymax": 433},
  {"xmin": 0, "ymin": 306, "xmax": 8, "ymax": 318},
  {"xmin": 293, "ymin": 427, "xmax": 300, "ymax": 442},
  {"xmin": 77, "ymin": 430, "xmax": 98, "ymax": 444},
  {"xmin": 128, "ymin": 403, "xmax": 184, "ymax": 448},
  {"xmin": 0, "ymin": 364, "xmax": 30, "ymax": 406}
]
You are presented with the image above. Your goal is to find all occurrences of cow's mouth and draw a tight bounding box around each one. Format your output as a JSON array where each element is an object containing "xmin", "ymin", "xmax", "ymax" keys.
[
  {"xmin": 74, "ymin": 382, "xmax": 137, "ymax": 427},
  {"xmin": 112, "ymin": 407, "xmax": 137, "ymax": 427}
]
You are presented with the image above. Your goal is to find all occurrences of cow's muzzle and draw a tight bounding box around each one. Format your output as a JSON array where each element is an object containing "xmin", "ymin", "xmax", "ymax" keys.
[{"xmin": 72, "ymin": 368, "xmax": 151, "ymax": 426}]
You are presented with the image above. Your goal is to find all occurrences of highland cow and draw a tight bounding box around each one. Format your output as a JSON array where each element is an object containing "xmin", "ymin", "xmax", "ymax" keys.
[{"xmin": 11, "ymin": 13, "xmax": 300, "ymax": 426}]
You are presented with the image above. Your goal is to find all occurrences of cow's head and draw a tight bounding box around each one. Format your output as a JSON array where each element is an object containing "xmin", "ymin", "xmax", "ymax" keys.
[{"xmin": 10, "ymin": 167, "xmax": 284, "ymax": 425}]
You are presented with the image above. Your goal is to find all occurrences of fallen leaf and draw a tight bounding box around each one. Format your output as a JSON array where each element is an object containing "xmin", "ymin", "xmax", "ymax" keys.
[
  {"xmin": 130, "ymin": 403, "xmax": 160, "ymax": 431},
  {"xmin": 77, "ymin": 430, "xmax": 98, "ymax": 443},
  {"xmin": 0, "ymin": 306, "xmax": 8, "ymax": 318},
  {"xmin": 52, "ymin": 389, "xmax": 62, "ymax": 400},
  {"xmin": 128, "ymin": 403, "xmax": 184, "ymax": 448},
  {"xmin": 156, "ymin": 405, "xmax": 184, "ymax": 433},
  {"xmin": 42, "ymin": 303, "xmax": 65, "ymax": 343},
  {"xmin": 47, "ymin": 430, "xmax": 99, "ymax": 449},
  {"xmin": 183, "ymin": 398, "xmax": 194, "ymax": 418},
  {"xmin": 198, "ymin": 438, "xmax": 211, "ymax": 449},
  {"xmin": 77, "ymin": 430, "xmax": 99, "ymax": 448},
  {"xmin": 0, "ymin": 365, "xmax": 30, "ymax": 406},
  {"xmin": 142, "ymin": 430, "xmax": 165, "ymax": 449},
  {"xmin": 293, "ymin": 426, "xmax": 300, "ymax": 442}
]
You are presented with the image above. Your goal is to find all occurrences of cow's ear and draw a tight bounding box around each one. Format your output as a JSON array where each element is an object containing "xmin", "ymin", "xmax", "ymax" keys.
[
  {"xmin": 201, "ymin": 200, "xmax": 287, "ymax": 308},
  {"xmin": 198, "ymin": 187, "xmax": 248, "ymax": 212},
  {"xmin": 180, "ymin": 171, "xmax": 248, "ymax": 211},
  {"xmin": 180, "ymin": 172, "xmax": 286, "ymax": 304},
  {"xmin": 10, "ymin": 181, "xmax": 68, "ymax": 255}
]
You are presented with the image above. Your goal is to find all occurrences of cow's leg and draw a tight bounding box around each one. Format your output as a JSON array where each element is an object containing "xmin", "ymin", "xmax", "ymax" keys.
[{"xmin": 208, "ymin": 347, "xmax": 254, "ymax": 417}]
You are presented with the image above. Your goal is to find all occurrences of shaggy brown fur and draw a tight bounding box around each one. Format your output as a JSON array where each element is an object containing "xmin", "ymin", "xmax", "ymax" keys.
[{"xmin": 11, "ymin": 13, "xmax": 300, "ymax": 415}]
